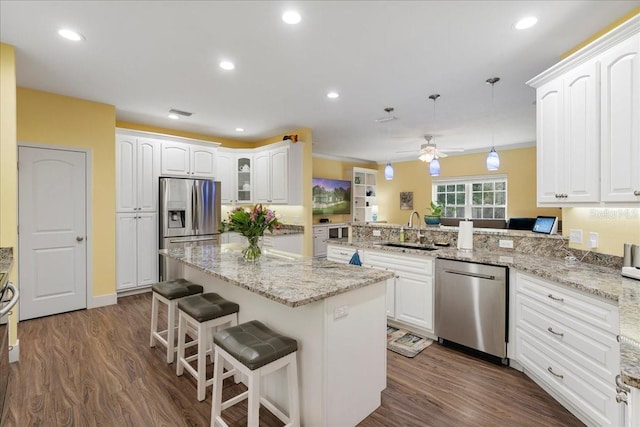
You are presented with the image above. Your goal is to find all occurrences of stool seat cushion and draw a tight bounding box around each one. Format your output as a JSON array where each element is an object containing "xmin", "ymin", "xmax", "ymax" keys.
[
  {"xmin": 178, "ymin": 293, "xmax": 239, "ymax": 323},
  {"xmin": 214, "ymin": 320, "xmax": 298, "ymax": 370},
  {"xmin": 152, "ymin": 278, "xmax": 203, "ymax": 300}
]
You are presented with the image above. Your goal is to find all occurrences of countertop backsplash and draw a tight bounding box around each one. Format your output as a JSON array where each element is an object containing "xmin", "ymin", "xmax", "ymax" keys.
[{"xmin": 351, "ymin": 224, "xmax": 623, "ymax": 269}]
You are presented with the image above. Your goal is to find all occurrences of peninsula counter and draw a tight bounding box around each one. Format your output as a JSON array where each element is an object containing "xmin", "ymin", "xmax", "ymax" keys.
[{"xmin": 160, "ymin": 245, "xmax": 394, "ymax": 427}]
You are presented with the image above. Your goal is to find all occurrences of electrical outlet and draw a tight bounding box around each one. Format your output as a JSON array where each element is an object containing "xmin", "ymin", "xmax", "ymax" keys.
[
  {"xmin": 334, "ymin": 305, "xmax": 349, "ymax": 320},
  {"xmin": 499, "ymin": 239, "xmax": 514, "ymax": 249},
  {"xmin": 589, "ymin": 232, "xmax": 599, "ymax": 248},
  {"xmin": 569, "ymin": 229, "xmax": 583, "ymax": 244},
  {"xmin": 293, "ymin": 216, "xmax": 300, "ymax": 224},
  {"xmin": 373, "ymin": 230, "xmax": 381, "ymax": 237}
]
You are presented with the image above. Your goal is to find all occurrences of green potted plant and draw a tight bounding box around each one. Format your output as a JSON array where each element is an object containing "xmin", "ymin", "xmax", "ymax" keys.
[{"xmin": 424, "ymin": 201, "xmax": 443, "ymax": 226}]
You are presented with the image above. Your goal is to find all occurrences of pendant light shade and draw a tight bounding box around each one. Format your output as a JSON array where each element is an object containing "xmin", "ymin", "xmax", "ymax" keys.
[
  {"xmin": 429, "ymin": 158, "xmax": 441, "ymax": 176},
  {"xmin": 486, "ymin": 148, "xmax": 500, "ymax": 170},
  {"xmin": 384, "ymin": 161, "xmax": 394, "ymax": 180},
  {"xmin": 486, "ymin": 77, "xmax": 500, "ymax": 171}
]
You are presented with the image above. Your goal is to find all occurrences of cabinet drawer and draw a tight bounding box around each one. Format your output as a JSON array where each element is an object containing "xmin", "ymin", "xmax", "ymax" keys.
[
  {"xmin": 365, "ymin": 250, "xmax": 433, "ymax": 276},
  {"xmin": 327, "ymin": 245, "xmax": 360, "ymax": 264},
  {"xmin": 516, "ymin": 328, "xmax": 618, "ymax": 427},
  {"xmin": 516, "ymin": 272, "xmax": 618, "ymax": 334},
  {"xmin": 516, "ymin": 293, "xmax": 619, "ymax": 381}
]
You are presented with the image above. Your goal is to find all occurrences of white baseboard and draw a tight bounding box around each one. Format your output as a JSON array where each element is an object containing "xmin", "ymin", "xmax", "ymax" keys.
[
  {"xmin": 9, "ymin": 339, "xmax": 19, "ymax": 363},
  {"xmin": 88, "ymin": 293, "xmax": 117, "ymax": 309},
  {"xmin": 116, "ymin": 286, "xmax": 152, "ymax": 298}
]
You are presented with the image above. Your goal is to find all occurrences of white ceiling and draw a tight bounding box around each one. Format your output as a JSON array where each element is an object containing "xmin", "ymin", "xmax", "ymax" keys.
[{"xmin": 2, "ymin": 1, "xmax": 639, "ymax": 163}]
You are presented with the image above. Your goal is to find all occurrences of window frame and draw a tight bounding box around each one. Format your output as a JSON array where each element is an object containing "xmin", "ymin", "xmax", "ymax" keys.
[{"xmin": 432, "ymin": 174, "xmax": 508, "ymax": 220}]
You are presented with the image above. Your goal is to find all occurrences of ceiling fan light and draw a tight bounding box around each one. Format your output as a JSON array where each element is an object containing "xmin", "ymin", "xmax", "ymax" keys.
[
  {"xmin": 486, "ymin": 148, "xmax": 500, "ymax": 171},
  {"xmin": 419, "ymin": 152, "xmax": 434, "ymax": 163},
  {"xmin": 384, "ymin": 162, "xmax": 394, "ymax": 180},
  {"xmin": 429, "ymin": 158, "xmax": 441, "ymax": 176}
]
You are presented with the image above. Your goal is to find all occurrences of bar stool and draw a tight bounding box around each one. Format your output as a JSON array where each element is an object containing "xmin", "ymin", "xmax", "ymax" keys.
[
  {"xmin": 211, "ymin": 320, "xmax": 299, "ymax": 427},
  {"xmin": 150, "ymin": 278, "xmax": 203, "ymax": 363},
  {"xmin": 176, "ymin": 293, "xmax": 240, "ymax": 401}
]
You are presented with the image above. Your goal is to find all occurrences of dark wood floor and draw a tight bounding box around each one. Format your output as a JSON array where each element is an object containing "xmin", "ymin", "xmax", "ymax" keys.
[{"xmin": 4, "ymin": 292, "xmax": 584, "ymax": 426}]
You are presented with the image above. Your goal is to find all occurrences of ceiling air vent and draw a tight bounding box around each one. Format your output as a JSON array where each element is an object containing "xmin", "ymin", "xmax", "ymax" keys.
[{"xmin": 168, "ymin": 109, "xmax": 193, "ymax": 117}]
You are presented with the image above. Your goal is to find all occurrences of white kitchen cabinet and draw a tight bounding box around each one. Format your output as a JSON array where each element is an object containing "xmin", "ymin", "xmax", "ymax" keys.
[
  {"xmin": 528, "ymin": 18, "xmax": 640, "ymax": 206},
  {"xmin": 220, "ymin": 232, "xmax": 247, "ymax": 245},
  {"xmin": 253, "ymin": 141, "xmax": 303, "ymax": 205},
  {"xmin": 235, "ymin": 154, "xmax": 253, "ymax": 204},
  {"xmin": 263, "ymin": 234, "xmax": 303, "ymax": 255},
  {"xmin": 161, "ymin": 140, "xmax": 217, "ymax": 178},
  {"xmin": 116, "ymin": 212, "xmax": 158, "ymax": 291},
  {"xmin": 313, "ymin": 225, "xmax": 329, "ymax": 257},
  {"xmin": 326, "ymin": 244, "xmax": 361, "ymax": 264},
  {"xmin": 216, "ymin": 148, "xmax": 236, "ymax": 204},
  {"xmin": 216, "ymin": 150, "xmax": 254, "ymax": 204},
  {"xmin": 600, "ymin": 34, "xmax": 640, "ymax": 203},
  {"xmin": 116, "ymin": 135, "xmax": 160, "ymax": 213},
  {"xmin": 513, "ymin": 272, "xmax": 620, "ymax": 427},
  {"xmin": 535, "ymin": 59, "xmax": 599, "ymax": 204},
  {"xmin": 365, "ymin": 250, "xmax": 434, "ymax": 334},
  {"xmin": 350, "ymin": 167, "xmax": 378, "ymax": 223}
]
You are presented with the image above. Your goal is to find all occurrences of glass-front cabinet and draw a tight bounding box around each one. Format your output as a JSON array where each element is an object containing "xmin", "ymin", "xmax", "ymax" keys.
[{"xmin": 236, "ymin": 155, "xmax": 252, "ymax": 203}]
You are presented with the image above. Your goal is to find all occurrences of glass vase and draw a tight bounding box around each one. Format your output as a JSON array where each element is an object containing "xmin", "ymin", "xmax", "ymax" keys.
[{"xmin": 242, "ymin": 235, "xmax": 262, "ymax": 262}]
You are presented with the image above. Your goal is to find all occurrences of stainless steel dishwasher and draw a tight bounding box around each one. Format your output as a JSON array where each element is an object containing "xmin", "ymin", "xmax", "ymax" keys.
[{"xmin": 435, "ymin": 259, "xmax": 508, "ymax": 362}]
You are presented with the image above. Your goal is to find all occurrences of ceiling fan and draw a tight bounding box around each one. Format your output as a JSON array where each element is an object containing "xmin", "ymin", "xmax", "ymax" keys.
[{"xmin": 397, "ymin": 135, "xmax": 464, "ymax": 162}]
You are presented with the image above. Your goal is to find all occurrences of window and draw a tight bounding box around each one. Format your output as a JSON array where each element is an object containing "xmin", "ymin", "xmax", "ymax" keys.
[{"xmin": 433, "ymin": 175, "xmax": 507, "ymax": 219}]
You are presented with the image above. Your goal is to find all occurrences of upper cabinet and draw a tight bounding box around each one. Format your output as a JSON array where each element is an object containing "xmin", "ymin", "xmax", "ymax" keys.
[
  {"xmin": 528, "ymin": 16, "xmax": 640, "ymax": 206},
  {"xmin": 161, "ymin": 140, "xmax": 217, "ymax": 178},
  {"xmin": 350, "ymin": 167, "xmax": 378, "ymax": 223},
  {"xmin": 116, "ymin": 134, "xmax": 161, "ymax": 213},
  {"xmin": 253, "ymin": 141, "xmax": 303, "ymax": 205},
  {"xmin": 600, "ymin": 35, "xmax": 640, "ymax": 202},
  {"xmin": 216, "ymin": 148, "xmax": 254, "ymax": 204}
]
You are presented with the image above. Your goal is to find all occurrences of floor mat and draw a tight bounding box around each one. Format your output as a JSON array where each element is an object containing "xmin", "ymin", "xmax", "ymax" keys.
[{"xmin": 386, "ymin": 325, "xmax": 433, "ymax": 358}]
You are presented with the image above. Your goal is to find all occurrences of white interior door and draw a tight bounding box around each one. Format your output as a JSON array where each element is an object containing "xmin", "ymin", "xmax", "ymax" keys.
[{"xmin": 18, "ymin": 146, "xmax": 87, "ymax": 320}]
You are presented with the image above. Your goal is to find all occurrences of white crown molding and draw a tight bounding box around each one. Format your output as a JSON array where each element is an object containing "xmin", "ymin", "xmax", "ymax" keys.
[
  {"xmin": 312, "ymin": 151, "xmax": 377, "ymax": 165},
  {"xmin": 527, "ymin": 14, "xmax": 640, "ymax": 87},
  {"xmin": 116, "ymin": 127, "xmax": 222, "ymax": 147}
]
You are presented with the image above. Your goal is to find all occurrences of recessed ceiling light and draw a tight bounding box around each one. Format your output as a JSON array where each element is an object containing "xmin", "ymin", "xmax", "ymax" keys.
[
  {"xmin": 326, "ymin": 92, "xmax": 340, "ymax": 99},
  {"xmin": 235, "ymin": 127, "xmax": 245, "ymax": 132},
  {"xmin": 168, "ymin": 114, "xmax": 180, "ymax": 120},
  {"xmin": 219, "ymin": 60, "xmax": 235, "ymax": 70},
  {"xmin": 58, "ymin": 29, "xmax": 85, "ymax": 41},
  {"xmin": 514, "ymin": 16, "xmax": 538, "ymax": 30},
  {"xmin": 282, "ymin": 11, "xmax": 302, "ymax": 25}
]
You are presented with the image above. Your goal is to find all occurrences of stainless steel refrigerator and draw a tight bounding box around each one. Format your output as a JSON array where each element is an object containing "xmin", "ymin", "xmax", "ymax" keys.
[{"xmin": 159, "ymin": 177, "xmax": 221, "ymax": 281}]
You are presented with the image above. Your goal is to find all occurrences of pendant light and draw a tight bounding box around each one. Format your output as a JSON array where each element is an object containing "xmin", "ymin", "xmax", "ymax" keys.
[
  {"xmin": 486, "ymin": 77, "xmax": 500, "ymax": 171},
  {"xmin": 429, "ymin": 94, "xmax": 441, "ymax": 176},
  {"xmin": 382, "ymin": 107, "xmax": 395, "ymax": 180}
]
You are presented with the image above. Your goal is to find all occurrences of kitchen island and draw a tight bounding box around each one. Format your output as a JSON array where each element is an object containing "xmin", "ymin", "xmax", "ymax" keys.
[{"xmin": 160, "ymin": 244, "xmax": 394, "ymax": 427}]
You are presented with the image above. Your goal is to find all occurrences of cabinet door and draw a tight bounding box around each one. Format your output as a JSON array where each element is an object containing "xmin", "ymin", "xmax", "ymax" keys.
[
  {"xmin": 313, "ymin": 226, "xmax": 328, "ymax": 257},
  {"xmin": 161, "ymin": 141, "xmax": 190, "ymax": 176},
  {"xmin": 274, "ymin": 234, "xmax": 303, "ymax": 254},
  {"xmin": 562, "ymin": 60, "xmax": 600, "ymax": 202},
  {"xmin": 253, "ymin": 150, "xmax": 271, "ymax": 203},
  {"xmin": 216, "ymin": 150, "xmax": 236, "ymax": 204},
  {"xmin": 395, "ymin": 272, "xmax": 433, "ymax": 331},
  {"xmin": 116, "ymin": 137, "xmax": 137, "ymax": 212},
  {"xmin": 137, "ymin": 138, "xmax": 160, "ymax": 212},
  {"xmin": 190, "ymin": 145, "xmax": 217, "ymax": 178},
  {"xmin": 136, "ymin": 213, "xmax": 158, "ymax": 286},
  {"xmin": 386, "ymin": 276, "xmax": 395, "ymax": 318},
  {"xmin": 116, "ymin": 213, "xmax": 138, "ymax": 290},
  {"xmin": 236, "ymin": 155, "xmax": 253, "ymax": 203},
  {"xmin": 601, "ymin": 35, "xmax": 640, "ymax": 202},
  {"xmin": 537, "ymin": 79, "xmax": 564, "ymax": 204},
  {"xmin": 270, "ymin": 147, "xmax": 289, "ymax": 203}
]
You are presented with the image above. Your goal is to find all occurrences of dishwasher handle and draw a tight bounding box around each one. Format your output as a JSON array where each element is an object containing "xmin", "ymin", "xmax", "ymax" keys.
[{"xmin": 443, "ymin": 269, "xmax": 496, "ymax": 281}]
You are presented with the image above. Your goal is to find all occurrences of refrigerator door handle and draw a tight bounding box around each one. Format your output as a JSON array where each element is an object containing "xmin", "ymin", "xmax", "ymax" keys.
[{"xmin": 192, "ymin": 183, "xmax": 197, "ymax": 233}]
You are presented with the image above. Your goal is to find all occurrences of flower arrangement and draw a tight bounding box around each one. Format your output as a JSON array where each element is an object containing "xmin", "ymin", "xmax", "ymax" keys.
[{"xmin": 221, "ymin": 204, "xmax": 281, "ymax": 261}]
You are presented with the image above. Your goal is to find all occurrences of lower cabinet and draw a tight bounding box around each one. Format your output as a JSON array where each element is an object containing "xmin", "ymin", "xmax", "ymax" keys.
[
  {"xmin": 221, "ymin": 232, "xmax": 247, "ymax": 245},
  {"xmin": 313, "ymin": 225, "xmax": 329, "ymax": 257},
  {"xmin": 513, "ymin": 272, "xmax": 621, "ymax": 427},
  {"xmin": 263, "ymin": 234, "xmax": 303, "ymax": 255},
  {"xmin": 116, "ymin": 213, "xmax": 158, "ymax": 291}
]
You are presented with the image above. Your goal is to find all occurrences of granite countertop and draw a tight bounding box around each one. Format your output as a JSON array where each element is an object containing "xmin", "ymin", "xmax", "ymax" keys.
[
  {"xmin": 0, "ymin": 247, "xmax": 13, "ymax": 275},
  {"xmin": 267, "ymin": 224, "xmax": 305, "ymax": 236},
  {"xmin": 330, "ymin": 238, "xmax": 640, "ymax": 388},
  {"xmin": 160, "ymin": 244, "xmax": 393, "ymax": 308}
]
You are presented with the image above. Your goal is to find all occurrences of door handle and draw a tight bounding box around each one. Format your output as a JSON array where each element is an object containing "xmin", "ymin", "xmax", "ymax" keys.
[{"xmin": 76, "ymin": 236, "xmax": 84, "ymax": 242}]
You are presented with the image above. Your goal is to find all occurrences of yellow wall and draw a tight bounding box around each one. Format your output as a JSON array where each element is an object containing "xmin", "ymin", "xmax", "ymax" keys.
[
  {"xmin": 116, "ymin": 120, "xmax": 253, "ymax": 149},
  {"xmin": 311, "ymin": 156, "xmax": 377, "ymax": 224},
  {"xmin": 0, "ymin": 43, "xmax": 18, "ymax": 346},
  {"xmin": 563, "ymin": 209, "xmax": 640, "ymax": 256},
  {"xmin": 377, "ymin": 146, "xmax": 560, "ymax": 225},
  {"xmin": 17, "ymin": 88, "xmax": 116, "ymax": 297}
]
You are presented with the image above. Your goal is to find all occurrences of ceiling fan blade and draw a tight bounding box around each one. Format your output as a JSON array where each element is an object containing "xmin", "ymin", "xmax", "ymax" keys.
[
  {"xmin": 436, "ymin": 150, "xmax": 449, "ymax": 158},
  {"xmin": 438, "ymin": 148, "xmax": 465, "ymax": 153}
]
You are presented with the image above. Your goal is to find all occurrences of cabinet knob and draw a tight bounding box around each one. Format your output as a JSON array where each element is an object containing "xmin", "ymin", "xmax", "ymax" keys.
[
  {"xmin": 547, "ymin": 293, "xmax": 564, "ymax": 302},
  {"xmin": 547, "ymin": 326, "xmax": 564, "ymax": 337},
  {"xmin": 76, "ymin": 236, "xmax": 84, "ymax": 242},
  {"xmin": 634, "ymin": 190, "xmax": 640, "ymax": 196}
]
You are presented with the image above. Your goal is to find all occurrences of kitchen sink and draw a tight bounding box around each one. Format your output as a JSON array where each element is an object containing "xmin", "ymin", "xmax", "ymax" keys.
[{"xmin": 376, "ymin": 242, "xmax": 439, "ymax": 251}]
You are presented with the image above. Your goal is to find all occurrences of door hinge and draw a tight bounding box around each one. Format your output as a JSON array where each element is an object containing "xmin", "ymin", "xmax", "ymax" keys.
[
  {"xmin": 17, "ymin": 225, "xmax": 19, "ymax": 235},
  {"xmin": 16, "ymin": 162, "xmax": 19, "ymax": 170}
]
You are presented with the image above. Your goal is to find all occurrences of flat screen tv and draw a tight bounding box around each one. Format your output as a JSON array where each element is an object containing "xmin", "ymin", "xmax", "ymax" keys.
[{"xmin": 312, "ymin": 178, "xmax": 351, "ymax": 215}]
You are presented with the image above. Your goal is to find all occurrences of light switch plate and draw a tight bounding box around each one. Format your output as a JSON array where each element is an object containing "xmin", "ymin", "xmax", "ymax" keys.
[
  {"xmin": 569, "ymin": 229, "xmax": 583, "ymax": 244},
  {"xmin": 334, "ymin": 305, "xmax": 349, "ymax": 320},
  {"xmin": 373, "ymin": 230, "xmax": 381, "ymax": 237},
  {"xmin": 589, "ymin": 232, "xmax": 598, "ymax": 248}
]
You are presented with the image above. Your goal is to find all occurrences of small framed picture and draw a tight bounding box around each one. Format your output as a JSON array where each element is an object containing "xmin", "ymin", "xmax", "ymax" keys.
[{"xmin": 400, "ymin": 192, "xmax": 413, "ymax": 210}]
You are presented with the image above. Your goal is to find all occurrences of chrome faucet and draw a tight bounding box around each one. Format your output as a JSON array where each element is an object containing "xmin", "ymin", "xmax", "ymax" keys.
[{"xmin": 408, "ymin": 211, "xmax": 425, "ymax": 243}]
